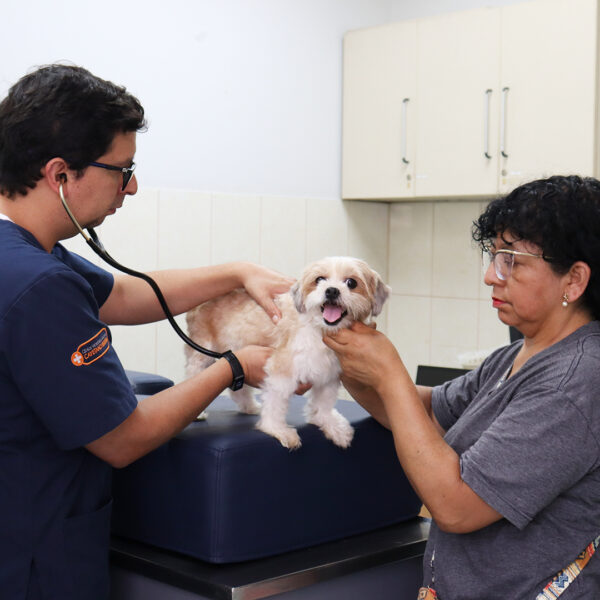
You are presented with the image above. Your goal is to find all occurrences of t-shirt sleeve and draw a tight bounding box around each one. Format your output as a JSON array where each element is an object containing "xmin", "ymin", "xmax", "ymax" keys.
[
  {"xmin": 4, "ymin": 268, "xmax": 137, "ymax": 450},
  {"xmin": 432, "ymin": 367, "xmax": 482, "ymax": 431},
  {"xmin": 459, "ymin": 386, "xmax": 600, "ymax": 529}
]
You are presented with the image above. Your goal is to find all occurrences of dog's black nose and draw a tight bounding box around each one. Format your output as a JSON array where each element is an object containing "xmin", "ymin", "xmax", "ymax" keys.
[{"xmin": 325, "ymin": 287, "xmax": 340, "ymax": 301}]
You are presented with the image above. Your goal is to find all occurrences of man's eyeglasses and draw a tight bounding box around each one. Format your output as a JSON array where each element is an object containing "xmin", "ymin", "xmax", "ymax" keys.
[
  {"xmin": 88, "ymin": 161, "xmax": 136, "ymax": 191},
  {"xmin": 483, "ymin": 248, "xmax": 548, "ymax": 281}
]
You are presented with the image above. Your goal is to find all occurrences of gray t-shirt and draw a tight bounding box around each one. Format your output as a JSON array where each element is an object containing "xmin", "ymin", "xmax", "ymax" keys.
[{"xmin": 427, "ymin": 321, "xmax": 600, "ymax": 599}]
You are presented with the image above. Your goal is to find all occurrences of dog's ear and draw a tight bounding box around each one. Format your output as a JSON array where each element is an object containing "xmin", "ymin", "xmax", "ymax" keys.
[
  {"xmin": 290, "ymin": 281, "xmax": 305, "ymax": 313},
  {"xmin": 370, "ymin": 272, "xmax": 391, "ymax": 317}
]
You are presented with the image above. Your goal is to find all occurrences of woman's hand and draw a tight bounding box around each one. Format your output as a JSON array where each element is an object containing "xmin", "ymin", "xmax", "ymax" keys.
[
  {"xmin": 323, "ymin": 321, "xmax": 404, "ymax": 392},
  {"xmin": 294, "ymin": 382, "xmax": 312, "ymax": 395},
  {"xmin": 239, "ymin": 263, "xmax": 295, "ymax": 323}
]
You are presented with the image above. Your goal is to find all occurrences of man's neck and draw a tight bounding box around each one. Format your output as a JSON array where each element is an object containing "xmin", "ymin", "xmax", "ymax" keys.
[{"xmin": 0, "ymin": 190, "xmax": 66, "ymax": 252}]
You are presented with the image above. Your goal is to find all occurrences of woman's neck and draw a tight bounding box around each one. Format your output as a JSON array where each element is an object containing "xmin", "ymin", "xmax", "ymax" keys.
[{"xmin": 512, "ymin": 311, "xmax": 592, "ymax": 375}]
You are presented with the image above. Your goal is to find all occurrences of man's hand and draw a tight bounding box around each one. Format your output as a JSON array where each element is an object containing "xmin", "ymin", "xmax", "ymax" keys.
[
  {"xmin": 234, "ymin": 345, "xmax": 273, "ymax": 388},
  {"xmin": 240, "ymin": 263, "xmax": 295, "ymax": 323}
]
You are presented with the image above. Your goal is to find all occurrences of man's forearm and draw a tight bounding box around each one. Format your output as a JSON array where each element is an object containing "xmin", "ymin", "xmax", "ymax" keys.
[
  {"xmin": 100, "ymin": 263, "xmax": 245, "ymax": 325},
  {"xmin": 85, "ymin": 357, "xmax": 233, "ymax": 467}
]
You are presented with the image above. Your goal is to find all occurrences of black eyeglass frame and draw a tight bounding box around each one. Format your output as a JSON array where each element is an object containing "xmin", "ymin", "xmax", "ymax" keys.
[{"xmin": 88, "ymin": 161, "xmax": 136, "ymax": 191}]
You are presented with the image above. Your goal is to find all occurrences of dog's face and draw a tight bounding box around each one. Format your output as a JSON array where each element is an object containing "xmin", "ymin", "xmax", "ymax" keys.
[{"xmin": 290, "ymin": 257, "xmax": 390, "ymax": 331}]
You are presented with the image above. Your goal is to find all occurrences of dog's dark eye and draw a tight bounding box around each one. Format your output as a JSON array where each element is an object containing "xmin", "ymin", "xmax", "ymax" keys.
[
  {"xmin": 315, "ymin": 276, "xmax": 326, "ymax": 284},
  {"xmin": 345, "ymin": 278, "xmax": 357, "ymax": 289}
]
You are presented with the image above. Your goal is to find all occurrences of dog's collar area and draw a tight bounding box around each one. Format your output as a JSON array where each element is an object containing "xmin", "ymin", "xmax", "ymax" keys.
[{"xmin": 321, "ymin": 302, "xmax": 347, "ymax": 326}]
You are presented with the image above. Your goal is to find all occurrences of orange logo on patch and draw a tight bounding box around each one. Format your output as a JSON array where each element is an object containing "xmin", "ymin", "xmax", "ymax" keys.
[
  {"xmin": 71, "ymin": 328, "xmax": 110, "ymax": 367},
  {"xmin": 71, "ymin": 351, "xmax": 84, "ymax": 366}
]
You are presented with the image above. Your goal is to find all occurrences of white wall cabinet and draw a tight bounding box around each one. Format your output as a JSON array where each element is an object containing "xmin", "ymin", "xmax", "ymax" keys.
[
  {"xmin": 342, "ymin": 21, "xmax": 417, "ymax": 199},
  {"xmin": 342, "ymin": 0, "xmax": 599, "ymax": 201},
  {"xmin": 498, "ymin": 0, "xmax": 597, "ymax": 193},
  {"xmin": 413, "ymin": 8, "xmax": 501, "ymax": 197}
]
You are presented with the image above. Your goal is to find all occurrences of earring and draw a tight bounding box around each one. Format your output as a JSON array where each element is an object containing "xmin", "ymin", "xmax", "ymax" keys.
[{"xmin": 562, "ymin": 293, "xmax": 569, "ymax": 308}]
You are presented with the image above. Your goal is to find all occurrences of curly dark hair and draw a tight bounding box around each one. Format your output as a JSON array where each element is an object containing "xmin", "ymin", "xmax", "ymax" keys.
[
  {"xmin": 0, "ymin": 64, "xmax": 147, "ymax": 198},
  {"xmin": 472, "ymin": 175, "xmax": 600, "ymax": 320}
]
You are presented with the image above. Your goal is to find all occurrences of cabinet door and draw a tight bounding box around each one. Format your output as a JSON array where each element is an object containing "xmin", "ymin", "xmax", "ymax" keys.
[
  {"xmin": 342, "ymin": 22, "xmax": 417, "ymax": 199},
  {"xmin": 414, "ymin": 8, "xmax": 501, "ymax": 198},
  {"xmin": 499, "ymin": 0, "xmax": 597, "ymax": 192}
]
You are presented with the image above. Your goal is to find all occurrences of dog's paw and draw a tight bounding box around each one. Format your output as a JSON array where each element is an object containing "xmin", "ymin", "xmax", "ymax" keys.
[
  {"xmin": 256, "ymin": 421, "xmax": 302, "ymax": 450},
  {"xmin": 195, "ymin": 410, "xmax": 209, "ymax": 421},
  {"xmin": 237, "ymin": 396, "xmax": 262, "ymax": 415},
  {"xmin": 317, "ymin": 410, "xmax": 354, "ymax": 448},
  {"xmin": 231, "ymin": 389, "xmax": 262, "ymax": 415},
  {"xmin": 324, "ymin": 423, "xmax": 354, "ymax": 448},
  {"xmin": 279, "ymin": 429, "xmax": 302, "ymax": 450}
]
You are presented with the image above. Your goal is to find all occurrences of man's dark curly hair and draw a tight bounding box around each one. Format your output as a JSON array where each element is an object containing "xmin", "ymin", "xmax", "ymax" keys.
[
  {"xmin": 472, "ymin": 175, "xmax": 600, "ymax": 320},
  {"xmin": 0, "ymin": 64, "xmax": 147, "ymax": 198}
]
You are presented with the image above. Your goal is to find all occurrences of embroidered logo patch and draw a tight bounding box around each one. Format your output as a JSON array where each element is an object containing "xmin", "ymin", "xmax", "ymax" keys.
[{"xmin": 71, "ymin": 328, "xmax": 110, "ymax": 366}]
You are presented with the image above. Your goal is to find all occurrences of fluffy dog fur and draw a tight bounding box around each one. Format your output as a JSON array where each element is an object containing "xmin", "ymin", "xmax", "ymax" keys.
[{"xmin": 185, "ymin": 257, "xmax": 390, "ymax": 449}]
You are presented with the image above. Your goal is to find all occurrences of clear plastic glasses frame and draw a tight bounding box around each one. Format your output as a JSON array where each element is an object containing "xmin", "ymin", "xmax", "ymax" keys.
[{"xmin": 483, "ymin": 248, "xmax": 547, "ymax": 280}]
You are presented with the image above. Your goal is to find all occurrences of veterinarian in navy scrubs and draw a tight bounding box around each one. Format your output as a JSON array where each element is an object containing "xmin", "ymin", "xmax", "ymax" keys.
[{"xmin": 0, "ymin": 64, "xmax": 292, "ymax": 600}]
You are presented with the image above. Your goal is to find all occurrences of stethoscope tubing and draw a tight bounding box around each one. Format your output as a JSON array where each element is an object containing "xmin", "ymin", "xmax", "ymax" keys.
[
  {"xmin": 84, "ymin": 227, "xmax": 223, "ymax": 359},
  {"xmin": 57, "ymin": 182, "xmax": 245, "ymax": 389}
]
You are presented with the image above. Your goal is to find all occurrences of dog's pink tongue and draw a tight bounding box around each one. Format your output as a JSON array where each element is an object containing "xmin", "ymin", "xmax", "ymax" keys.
[{"xmin": 323, "ymin": 304, "xmax": 343, "ymax": 323}]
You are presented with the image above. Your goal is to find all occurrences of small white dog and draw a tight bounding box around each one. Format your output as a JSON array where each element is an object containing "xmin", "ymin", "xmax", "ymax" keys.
[{"xmin": 185, "ymin": 257, "xmax": 390, "ymax": 450}]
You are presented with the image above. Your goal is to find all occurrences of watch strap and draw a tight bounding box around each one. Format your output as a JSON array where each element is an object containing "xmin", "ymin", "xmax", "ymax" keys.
[{"xmin": 222, "ymin": 350, "xmax": 245, "ymax": 391}]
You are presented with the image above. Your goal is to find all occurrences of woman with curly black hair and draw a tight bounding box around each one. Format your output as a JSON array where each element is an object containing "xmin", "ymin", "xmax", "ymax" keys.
[{"xmin": 325, "ymin": 175, "xmax": 600, "ymax": 599}]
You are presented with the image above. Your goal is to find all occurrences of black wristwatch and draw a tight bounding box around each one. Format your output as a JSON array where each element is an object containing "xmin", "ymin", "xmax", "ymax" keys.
[{"xmin": 222, "ymin": 350, "xmax": 245, "ymax": 391}]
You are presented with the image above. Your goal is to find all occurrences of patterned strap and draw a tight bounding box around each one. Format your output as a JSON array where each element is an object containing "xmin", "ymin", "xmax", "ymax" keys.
[{"xmin": 536, "ymin": 535, "xmax": 600, "ymax": 599}]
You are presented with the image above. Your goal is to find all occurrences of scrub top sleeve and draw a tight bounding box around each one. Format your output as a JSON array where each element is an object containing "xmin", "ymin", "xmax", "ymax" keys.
[
  {"xmin": 52, "ymin": 244, "xmax": 114, "ymax": 307},
  {"xmin": 5, "ymin": 268, "xmax": 137, "ymax": 450},
  {"xmin": 460, "ymin": 387, "xmax": 600, "ymax": 530}
]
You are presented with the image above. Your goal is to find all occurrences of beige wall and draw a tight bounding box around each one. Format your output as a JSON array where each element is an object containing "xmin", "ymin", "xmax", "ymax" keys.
[{"xmin": 64, "ymin": 190, "xmax": 509, "ymax": 385}]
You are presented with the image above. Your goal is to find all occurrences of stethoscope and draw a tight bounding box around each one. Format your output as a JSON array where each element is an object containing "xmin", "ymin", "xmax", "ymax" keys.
[{"xmin": 58, "ymin": 179, "xmax": 245, "ymax": 390}]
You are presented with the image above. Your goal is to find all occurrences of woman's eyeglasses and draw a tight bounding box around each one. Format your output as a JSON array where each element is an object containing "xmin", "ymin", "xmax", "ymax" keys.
[
  {"xmin": 88, "ymin": 161, "xmax": 136, "ymax": 191},
  {"xmin": 483, "ymin": 248, "xmax": 548, "ymax": 281}
]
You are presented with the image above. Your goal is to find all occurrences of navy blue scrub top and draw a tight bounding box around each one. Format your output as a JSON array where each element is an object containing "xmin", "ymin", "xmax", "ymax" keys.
[{"xmin": 0, "ymin": 220, "xmax": 138, "ymax": 599}]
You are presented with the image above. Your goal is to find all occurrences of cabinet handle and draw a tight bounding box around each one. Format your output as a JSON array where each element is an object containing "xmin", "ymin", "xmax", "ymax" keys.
[
  {"xmin": 484, "ymin": 89, "xmax": 492, "ymax": 159},
  {"xmin": 401, "ymin": 98, "xmax": 410, "ymax": 165},
  {"xmin": 500, "ymin": 86, "xmax": 509, "ymax": 158}
]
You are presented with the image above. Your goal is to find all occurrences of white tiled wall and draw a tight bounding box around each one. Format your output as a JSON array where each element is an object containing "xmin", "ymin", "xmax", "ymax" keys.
[
  {"xmin": 63, "ymin": 189, "xmax": 509, "ymax": 386},
  {"xmin": 388, "ymin": 200, "xmax": 510, "ymax": 378}
]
